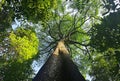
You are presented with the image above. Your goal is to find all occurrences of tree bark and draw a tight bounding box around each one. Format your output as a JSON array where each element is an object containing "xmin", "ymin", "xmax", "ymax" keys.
[{"xmin": 33, "ymin": 40, "xmax": 86, "ymax": 81}]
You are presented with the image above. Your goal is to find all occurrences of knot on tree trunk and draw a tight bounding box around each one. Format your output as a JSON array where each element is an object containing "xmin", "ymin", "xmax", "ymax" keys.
[{"xmin": 53, "ymin": 40, "xmax": 69, "ymax": 55}]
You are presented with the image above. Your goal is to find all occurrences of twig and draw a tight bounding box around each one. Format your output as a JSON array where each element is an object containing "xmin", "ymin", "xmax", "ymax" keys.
[{"xmin": 85, "ymin": 46, "xmax": 91, "ymax": 59}]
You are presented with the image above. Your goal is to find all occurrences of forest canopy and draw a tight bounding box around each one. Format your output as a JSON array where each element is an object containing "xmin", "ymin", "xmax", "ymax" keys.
[{"xmin": 0, "ymin": 0, "xmax": 120, "ymax": 81}]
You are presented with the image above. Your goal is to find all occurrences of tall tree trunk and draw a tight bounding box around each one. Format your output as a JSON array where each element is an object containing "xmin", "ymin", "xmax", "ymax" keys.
[{"xmin": 33, "ymin": 40, "xmax": 86, "ymax": 81}]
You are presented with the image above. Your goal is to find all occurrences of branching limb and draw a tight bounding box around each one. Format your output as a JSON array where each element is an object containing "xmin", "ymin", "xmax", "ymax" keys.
[
  {"xmin": 57, "ymin": 20, "xmax": 63, "ymax": 39},
  {"xmin": 47, "ymin": 23, "xmax": 58, "ymax": 41},
  {"xmin": 73, "ymin": 44, "xmax": 86, "ymax": 52},
  {"xmin": 69, "ymin": 40, "xmax": 88, "ymax": 46},
  {"xmin": 41, "ymin": 45, "xmax": 55, "ymax": 55},
  {"xmin": 85, "ymin": 46, "xmax": 91, "ymax": 59},
  {"xmin": 40, "ymin": 41, "xmax": 56, "ymax": 52}
]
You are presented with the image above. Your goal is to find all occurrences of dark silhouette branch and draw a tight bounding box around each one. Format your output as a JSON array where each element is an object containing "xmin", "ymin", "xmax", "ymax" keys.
[
  {"xmin": 57, "ymin": 20, "xmax": 63, "ymax": 38},
  {"xmin": 66, "ymin": 10, "xmax": 80, "ymax": 38},
  {"xmin": 47, "ymin": 23, "xmax": 58, "ymax": 41},
  {"xmin": 85, "ymin": 46, "xmax": 91, "ymax": 59},
  {"xmin": 75, "ymin": 17, "xmax": 91, "ymax": 30},
  {"xmin": 41, "ymin": 46, "xmax": 55, "ymax": 54},
  {"xmin": 57, "ymin": 11, "xmax": 74, "ymax": 39},
  {"xmin": 52, "ymin": 10, "xmax": 63, "ymax": 39},
  {"xmin": 69, "ymin": 40, "xmax": 88, "ymax": 46},
  {"xmin": 41, "ymin": 41, "xmax": 56, "ymax": 52},
  {"xmin": 73, "ymin": 44, "xmax": 86, "ymax": 52},
  {"xmin": 66, "ymin": 16, "xmax": 90, "ymax": 41}
]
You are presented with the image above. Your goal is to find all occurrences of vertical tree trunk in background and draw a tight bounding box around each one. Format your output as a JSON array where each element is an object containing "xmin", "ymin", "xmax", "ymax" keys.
[{"xmin": 33, "ymin": 40, "xmax": 86, "ymax": 81}]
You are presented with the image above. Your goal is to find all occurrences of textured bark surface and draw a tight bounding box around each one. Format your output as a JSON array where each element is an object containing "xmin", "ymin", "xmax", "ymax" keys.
[
  {"xmin": 53, "ymin": 40, "xmax": 69, "ymax": 55},
  {"xmin": 32, "ymin": 54, "xmax": 62, "ymax": 81},
  {"xmin": 33, "ymin": 40, "xmax": 86, "ymax": 81}
]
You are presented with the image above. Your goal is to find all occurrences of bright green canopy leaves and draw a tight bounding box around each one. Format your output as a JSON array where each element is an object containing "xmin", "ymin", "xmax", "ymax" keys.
[
  {"xmin": 9, "ymin": 27, "xmax": 39, "ymax": 62},
  {"xmin": 2, "ymin": 0, "xmax": 57, "ymax": 23},
  {"xmin": 0, "ymin": 27, "xmax": 39, "ymax": 81},
  {"xmin": 70, "ymin": 0, "xmax": 100, "ymax": 17},
  {"xmin": 20, "ymin": 0, "xmax": 57, "ymax": 22},
  {"xmin": 89, "ymin": 49, "xmax": 120, "ymax": 81}
]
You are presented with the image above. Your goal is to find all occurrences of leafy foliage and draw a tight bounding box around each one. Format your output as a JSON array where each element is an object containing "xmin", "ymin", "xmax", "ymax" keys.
[
  {"xmin": 1, "ymin": 60, "xmax": 33, "ymax": 81},
  {"xmin": 89, "ymin": 49, "xmax": 120, "ymax": 81},
  {"xmin": 70, "ymin": 0, "xmax": 100, "ymax": 17},
  {"xmin": 0, "ymin": 0, "xmax": 57, "ymax": 23},
  {"xmin": 88, "ymin": 1, "xmax": 120, "ymax": 80},
  {"xmin": 0, "ymin": 0, "xmax": 5, "ymax": 11},
  {"xmin": 0, "ymin": 27, "xmax": 39, "ymax": 81},
  {"xmin": 89, "ymin": 11, "xmax": 120, "ymax": 52},
  {"xmin": 19, "ymin": 0, "xmax": 57, "ymax": 22},
  {"xmin": 0, "ymin": 0, "xmax": 120, "ymax": 81},
  {"xmin": 102, "ymin": 0, "xmax": 120, "ymax": 15},
  {"xmin": 9, "ymin": 27, "xmax": 39, "ymax": 62}
]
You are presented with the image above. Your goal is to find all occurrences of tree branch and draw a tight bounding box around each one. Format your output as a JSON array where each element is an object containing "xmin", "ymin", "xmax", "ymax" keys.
[
  {"xmin": 47, "ymin": 23, "xmax": 58, "ymax": 41},
  {"xmin": 69, "ymin": 40, "xmax": 88, "ymax": 46},
  {"xmin": 57, "ymin": 20, "xmax": 63, "ymax": 38},
  {"xmin": 85, "ymin": 46, "xmax": 91, "ymax": 59},
  {"xmin": 41, "ymin": 41, "xmax": 56, "ymax": 52}
]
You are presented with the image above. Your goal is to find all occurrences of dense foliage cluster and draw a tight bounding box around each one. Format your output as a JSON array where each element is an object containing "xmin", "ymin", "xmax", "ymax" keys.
[{"xmin": 9, "ymin": 27, "xmax": 39, "ymax": 62}]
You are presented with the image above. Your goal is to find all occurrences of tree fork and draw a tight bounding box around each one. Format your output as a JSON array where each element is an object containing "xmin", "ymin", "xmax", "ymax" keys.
[{"xmin": 33, "ymin": 40, "xmax": 86, "ymax": 81}]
